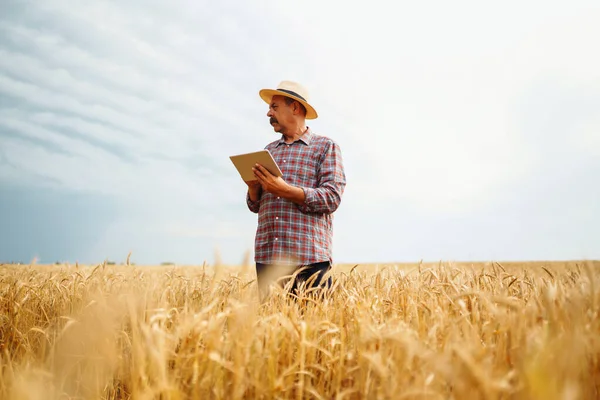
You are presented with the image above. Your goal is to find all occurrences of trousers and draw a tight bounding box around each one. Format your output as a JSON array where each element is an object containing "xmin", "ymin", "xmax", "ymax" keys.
[{"xmin": 255, "ymin": 261, "xmax": 333, "ymax": 296}]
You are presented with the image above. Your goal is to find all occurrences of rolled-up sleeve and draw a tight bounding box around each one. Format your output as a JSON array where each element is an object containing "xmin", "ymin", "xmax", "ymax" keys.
[
  {"xmin": 298, "ymin": 141, "xmax": 346, "ymax": 214},
  {"xmin": 246, "ymin": 192, "xmax": 261, "ymax": 213}
]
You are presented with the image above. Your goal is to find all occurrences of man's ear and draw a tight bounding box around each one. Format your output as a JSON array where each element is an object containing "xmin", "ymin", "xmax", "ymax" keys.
[{"xmin": 293, "ymin": 101, "xmax": 304, "ymax": 116}]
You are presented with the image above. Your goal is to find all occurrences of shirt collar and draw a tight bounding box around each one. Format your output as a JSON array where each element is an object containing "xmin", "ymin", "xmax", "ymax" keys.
[{"xmin": 277, "ymin": 127, "xmax": 313, "ymax": 146}]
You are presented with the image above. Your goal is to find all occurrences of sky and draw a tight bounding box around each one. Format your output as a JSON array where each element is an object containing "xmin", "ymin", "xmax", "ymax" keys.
[{"xmin": 0, "ymin": 0, "xmax": 599, "ymax": 265}]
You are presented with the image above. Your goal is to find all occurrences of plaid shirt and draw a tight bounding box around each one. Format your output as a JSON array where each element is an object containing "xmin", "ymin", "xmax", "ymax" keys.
[{"xmin": 246, "ymin": 128, "xmax": 346, "ymax": 266}]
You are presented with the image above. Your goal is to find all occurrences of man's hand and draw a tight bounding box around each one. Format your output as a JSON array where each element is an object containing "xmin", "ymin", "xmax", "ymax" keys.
[
  {"xmin": 246, "ymin": 179, "xmax": 262, "ymax": 202},
  {"xmin": 252, "ymin": 164, "xmax": 289, "ymax": 197},
  {"xmin": 253, "ymin": 164, "xmax": 306, "ymax": 204}
]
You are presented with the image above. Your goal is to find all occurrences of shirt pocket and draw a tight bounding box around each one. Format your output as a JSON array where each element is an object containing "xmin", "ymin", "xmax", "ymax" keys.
[{"xmin": 289, "ymin": 154, "xmax": 319, "ymax": 188}]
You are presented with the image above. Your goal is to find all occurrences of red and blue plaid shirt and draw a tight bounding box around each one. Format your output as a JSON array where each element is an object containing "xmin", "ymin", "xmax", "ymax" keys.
[{"xmin": 246, "ymin": 128, "xmax": 346, "ymax": 266}]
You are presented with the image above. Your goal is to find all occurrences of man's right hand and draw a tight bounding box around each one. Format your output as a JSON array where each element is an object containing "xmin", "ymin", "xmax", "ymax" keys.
[{"xmin": 246, "ymin": 180, "xmax": 262, "ymax": 201}]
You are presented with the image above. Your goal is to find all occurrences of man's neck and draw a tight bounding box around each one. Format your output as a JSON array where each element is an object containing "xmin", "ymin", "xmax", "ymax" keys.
[{"xmin": 282, "ymin": 124, "xmax": 308, "ymax": 144}]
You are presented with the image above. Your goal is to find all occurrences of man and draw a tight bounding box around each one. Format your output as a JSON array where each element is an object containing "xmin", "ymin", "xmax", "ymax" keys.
[{"xmin": 246, "ymin": 80, "xmax": 346, "ymax": 298}]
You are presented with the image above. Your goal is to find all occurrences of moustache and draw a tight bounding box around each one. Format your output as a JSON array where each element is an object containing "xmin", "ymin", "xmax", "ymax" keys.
[{"xmin": 270, "ymin": 118, "xmax": 278, "ymax": 125}]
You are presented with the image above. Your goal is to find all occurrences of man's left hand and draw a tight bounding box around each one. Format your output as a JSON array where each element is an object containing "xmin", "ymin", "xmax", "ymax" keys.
[{"xmin": 252, "ymin": 164, "xmax": 290, "ymax": 197}]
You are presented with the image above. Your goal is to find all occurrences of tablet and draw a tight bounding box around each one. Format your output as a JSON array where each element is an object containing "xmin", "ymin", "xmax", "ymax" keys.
[{"xmin": 229, "ymin": 149, "xmax": 283, "ymax": 182}]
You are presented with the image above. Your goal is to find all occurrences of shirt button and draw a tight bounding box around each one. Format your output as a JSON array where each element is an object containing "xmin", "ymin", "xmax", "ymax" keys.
[
  {"xmin": 275, "ymin": 238, "xmax": 278, "ymax": 241},
  {"xmin": 275, "ymin": 217, "xmax": 279, "ymax": 220},
  {"xmin": 283, "ymin": 160, "xmax": 286, "ymax": 163}
]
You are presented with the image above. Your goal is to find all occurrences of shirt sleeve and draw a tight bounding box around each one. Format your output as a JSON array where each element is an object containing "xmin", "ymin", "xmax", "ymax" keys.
[
  {"xmin": 297, "ymin": 140, "xmax": 346, "ymax": 214},
  {"xmin": 246, "ymin": 191, "xmax": 261, "ymax": 213},
  {"xmin": 246, "ymin": 143, "xmax": 270, "ymax": 214}
]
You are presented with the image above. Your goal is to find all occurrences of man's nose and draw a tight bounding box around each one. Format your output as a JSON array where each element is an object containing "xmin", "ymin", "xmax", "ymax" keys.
[{"xmin": 267, "ymin": 109, "xmax": 274, "ymax": 117}]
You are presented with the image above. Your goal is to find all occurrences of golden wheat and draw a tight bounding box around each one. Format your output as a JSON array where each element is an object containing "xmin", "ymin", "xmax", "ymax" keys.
[{"xmin": 0, "ymin": 260, "xmax": 598, "ymax": 399}]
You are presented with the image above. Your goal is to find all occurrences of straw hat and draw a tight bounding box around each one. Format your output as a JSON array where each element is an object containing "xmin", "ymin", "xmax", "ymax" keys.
[{"xmin": 259, "ymin": 81, "xmax": 318, "ymax": 119}]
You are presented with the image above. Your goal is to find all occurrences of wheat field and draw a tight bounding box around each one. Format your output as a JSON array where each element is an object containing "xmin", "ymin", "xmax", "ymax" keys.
[{"xmin": 0, "ymin": 260, "xmax": 599, "ymax": 399}]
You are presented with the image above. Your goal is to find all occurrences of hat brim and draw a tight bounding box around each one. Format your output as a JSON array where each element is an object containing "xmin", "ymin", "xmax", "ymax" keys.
[{"xmin": 259, "ymin": 89, "xmax": 318, "ymax": 119}]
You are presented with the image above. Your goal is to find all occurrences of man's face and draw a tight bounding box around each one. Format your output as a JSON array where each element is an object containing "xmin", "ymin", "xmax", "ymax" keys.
[{"xmin": 266, "ymin": 95, "xmax": 293, "ymax": 133}]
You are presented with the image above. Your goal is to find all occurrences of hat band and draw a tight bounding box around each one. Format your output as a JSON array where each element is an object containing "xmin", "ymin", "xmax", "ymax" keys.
[{"xmin": 276, "ymin": 88, "xmax": 307, "ymax": 102}]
